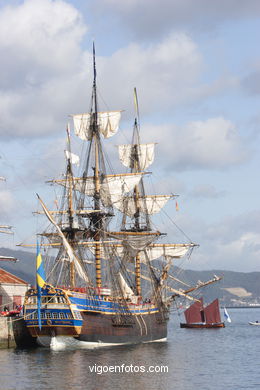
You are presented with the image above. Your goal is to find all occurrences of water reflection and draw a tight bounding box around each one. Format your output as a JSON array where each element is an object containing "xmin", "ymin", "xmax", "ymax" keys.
[
  {"xmin": 6, "ymin": 341, "xmax": 170, "ymax": 390},
  {"xmin": 1, "ymin": 309, "xmax": 260, "ymax": 390}
]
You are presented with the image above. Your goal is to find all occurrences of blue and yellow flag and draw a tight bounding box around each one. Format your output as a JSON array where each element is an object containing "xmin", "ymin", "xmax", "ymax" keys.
[
  {"xmin": 36, "ymin": 240, "xmax": 45, "ymax": 329},
  {"xmin": 36, "ymin": 241, "xmax": 45, "ymax": 289}
]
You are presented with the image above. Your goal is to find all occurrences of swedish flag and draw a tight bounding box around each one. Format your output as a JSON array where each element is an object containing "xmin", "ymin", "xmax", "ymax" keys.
[
  {"xmin": 36, "ymin": 240, "xmax": 45, "ymax": 329},
  {"xmin": 36, "ymin": 241, "xmax": 45, "ymax": 289}
]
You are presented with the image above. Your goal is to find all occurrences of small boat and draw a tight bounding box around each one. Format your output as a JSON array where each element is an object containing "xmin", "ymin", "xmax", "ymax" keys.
[
  {"xmin": 249, "ymin": 321, "xmax": 260, "ymax": 326},
  {"xmin": 180, "ymin": 298, "xmax": 225, "ymax": 328}
]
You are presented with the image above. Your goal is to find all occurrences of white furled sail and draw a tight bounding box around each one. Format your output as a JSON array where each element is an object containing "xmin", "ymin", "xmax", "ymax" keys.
[
  {"xmin": 121, "ymin": 234, "xmax": 157, "ymax": 259},
  {"xmin": 86, "ymin": 234, "xmax": 155, "ymax": 260},
  {"xmin": 117, "ymin": 272, "xmax": 135, "ymax": 299},
  {"xmin": 73, "ymin": 111, "xmax": 121, "ymax": 140},
  {"xmin": 139, "ymin": 244, "xmax": 193, "ymax": 261},
  {"xmin": 52, "ymin": 173, "xmax": 144, "ymax": 207},
  {"xmin": 99, "ymin": 174, "xmax": 144, "ymax": 206},
  {"xmin": 114, "ymin": 195, "xmax": 173, "ymax": 216},
  {"xmin": 118, "ymin": 143, "xmax": 155, "ymax": 170},
  {"xmin": 86, "ymin": 241, "xmax": 191, "ymax": 263},
  {"xmin": 64, "ymin": 150, "xmax": 80, "ymax": 166}
]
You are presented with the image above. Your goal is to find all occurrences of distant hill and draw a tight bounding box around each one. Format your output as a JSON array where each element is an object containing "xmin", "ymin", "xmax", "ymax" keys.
[
  {"xmin": 0, "ymin": 247, "xmax": 259, "ymax": 306},
  {"xmin": 178, "ymin": 269, "xmax": 260, "ymax": 306},
  {"xmin": 0, "ymin": 247, "xmax": 36, "ymax": 285}
]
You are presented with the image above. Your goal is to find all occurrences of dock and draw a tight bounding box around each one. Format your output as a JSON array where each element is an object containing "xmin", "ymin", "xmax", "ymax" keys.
[
  {"xmin": 0, "ymin": 317, "xmax": 16, "ymax": 348},
  {"xmin": 0, "ymin": 316, "xmax": 37, "ymax": 349}
]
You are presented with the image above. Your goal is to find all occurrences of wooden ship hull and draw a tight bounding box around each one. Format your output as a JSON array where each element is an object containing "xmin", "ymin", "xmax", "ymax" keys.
[
  {"xmin": 78, "ymin": 312, "xmax": 167, "ymax": 344},
  {"xmin": 23, "ymin": 285, "xmax": 168, "ymax": 347},
  {"xmin": 26, "ymin": 312, "xmax": 167, "ymax": 346}
]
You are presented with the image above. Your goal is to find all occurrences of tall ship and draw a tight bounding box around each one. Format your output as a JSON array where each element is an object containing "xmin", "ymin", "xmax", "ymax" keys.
[{"xmin": 21, "ymin": 46, "xmax": 220, "ymax": 348}]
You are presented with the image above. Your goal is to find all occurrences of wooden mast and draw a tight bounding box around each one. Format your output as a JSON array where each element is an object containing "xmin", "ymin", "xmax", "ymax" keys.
[
  {"xmin": 135, "ymin": 253, "xmax": 141, "ymax": 296},
  {"xmin": 133, "ymin": 90, "xmax": 142, "ymax": 296},
  {"xmin": 66, "ymin": 126, "xmax": 75, "ymax": 287},
  {"xmin": 92, "ymin": 43, "xmax": 102, "ymax": 289}
]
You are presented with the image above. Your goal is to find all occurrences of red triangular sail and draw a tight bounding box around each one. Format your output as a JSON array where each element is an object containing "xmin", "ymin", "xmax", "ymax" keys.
[
  {"xmin": 204, "ymin": 299, "xmax": 221, "ymax": 324},
  {"xmin": 184, "ymin": 298, "xmax": 204, "ymax": 324}
]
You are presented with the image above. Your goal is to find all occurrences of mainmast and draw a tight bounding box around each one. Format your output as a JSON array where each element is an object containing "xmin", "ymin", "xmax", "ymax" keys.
[
  {"xmin": 92, "ymin": 43, "xmax": 102, "ymax": 289},
  {"xmin": 66, "ymin": 126, "xmax": 76, "ymax": 287},
  {"xmin": 132, "ymin": 90, "xmax": 146, "ymax": 296}
]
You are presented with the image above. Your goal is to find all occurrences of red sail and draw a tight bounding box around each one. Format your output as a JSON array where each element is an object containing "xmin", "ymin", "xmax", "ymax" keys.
[
  {"xmin": 204, "ymin": 299, "xmax": 221, "ymax": 324},
  {"xmin": 184, "ymin": 298, "xmax": 204, "ymax": 324}
]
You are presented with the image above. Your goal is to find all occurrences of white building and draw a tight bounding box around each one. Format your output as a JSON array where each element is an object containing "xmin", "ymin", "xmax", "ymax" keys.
[{"xmin": 0, "ymin": 268, "xmax": 30, "ymax": 310}]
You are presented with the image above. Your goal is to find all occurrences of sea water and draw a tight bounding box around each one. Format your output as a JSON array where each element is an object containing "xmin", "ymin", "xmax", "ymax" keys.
[{"xmin": 0, "ymin": 308, "xmax": 259, "ymax": 390}]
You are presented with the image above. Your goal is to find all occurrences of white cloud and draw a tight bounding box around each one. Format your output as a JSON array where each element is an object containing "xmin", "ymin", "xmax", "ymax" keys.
[
  {"xmin": 0, "ymin": 0, "xmax": 85, "ymax": 81},
  {"xmin": 153, "ymin": 207, "xmax": 260, "ymax": 272},
  {"xmin": 140, "ymin": 117, "xmax": 249, "ymax": 171},
  {"xmin": 183, "ymin": 210, "xmax": 260, "ymax": 271},
  {"xmin": 189, "ymin": 184, "xmax": 225, "ymax": 199},
  {"xmin": 0, "ymin": 10, "xmax": 213, "ymax": 140},
  {"xmin": 0, "ymin": 189, "xmax": 15, "ymax": 217},
  {"xmin": 98, "ymin": 32, "xmax": 203, "ymax": 114},
  {"xmin": 242, "ymin": 65, "xmax": 260, "ymax": 95},
  {"xmin": 0, "ymin": 2, "xmax": 207, "ymax": 138},
  {"xmin": 21, "ymin": 137, "xmax": 65, "ymax": 186},
  {"xmin": 195, "ymin": 232, "xmax": 260, "ymax": 272},
  {"xmin": 0, "ymin": 0, "xmax": 87, "ymax": 137},
  {"xmin": 0, "ymin": 0, "xmax": 239, "ymax": 144},
  {"xmin": 95, "ymin": 0, "xmax": 260, "ymax": 38}
]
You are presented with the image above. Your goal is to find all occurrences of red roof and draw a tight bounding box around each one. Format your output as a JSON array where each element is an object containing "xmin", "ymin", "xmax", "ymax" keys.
[{"xmin": 0, "ymin": 268, "xmax": 29, "ymax": 285}]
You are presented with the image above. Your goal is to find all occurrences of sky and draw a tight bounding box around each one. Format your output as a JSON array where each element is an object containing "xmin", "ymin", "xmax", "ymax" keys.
[{"xmin": 0, "ymin": 0, "xmax": 259, "ymax": 272}]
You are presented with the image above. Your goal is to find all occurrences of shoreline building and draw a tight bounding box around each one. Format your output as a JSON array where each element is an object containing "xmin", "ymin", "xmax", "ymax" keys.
[{"xmin": 0, "ymin": 268, "xmax": 30, "ymax": 310}]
